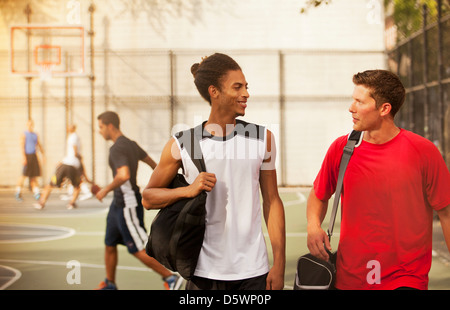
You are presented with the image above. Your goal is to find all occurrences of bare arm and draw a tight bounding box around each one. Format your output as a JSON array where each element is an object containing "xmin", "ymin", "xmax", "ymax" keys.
[
  {"xmin": 141, "ymin": 138, "xmax": 216, "ymax": 210},
  {"xmin": 36, "ymin": 136, "xmax": 45, "ymax": 165},
  {"xmin": 260, "ymin": 169, "xmax": 286, "ymax": 290},
  {"xmin": 437, "ymin": 205, "xmax": 450, "ymax": 253},
  {"xmin": 260, "ymin": 131, "xmax": 286, "ymax": 290},
  {"xmin": 36, "ymin": 136, "xmax": 45, "ymax": 156},
  {"xmin": 95, "ymin": 165, "xmax": 130, "ymax": 202},
  {"xmin": 306, "ymin": 187, "xmax": 332, "ymax": 261},
  {"xmin": 73, "ymin": 144, "xmax": 79, "ymax": 158}
]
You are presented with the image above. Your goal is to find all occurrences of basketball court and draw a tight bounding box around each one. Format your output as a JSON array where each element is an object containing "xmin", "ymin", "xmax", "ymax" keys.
[
  {"xmin": 1, "ymin": 1, "xmax": 449, "ymax": 293},
  {"xmin": 0, "ymin": 187, "xmax": 449, "ymax": 290}
]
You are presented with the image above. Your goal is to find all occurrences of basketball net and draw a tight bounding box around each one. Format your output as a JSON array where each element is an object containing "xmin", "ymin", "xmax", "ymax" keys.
[{"xmin": 38, "ymin": 64, "xmax": 53, "ymax": 81}]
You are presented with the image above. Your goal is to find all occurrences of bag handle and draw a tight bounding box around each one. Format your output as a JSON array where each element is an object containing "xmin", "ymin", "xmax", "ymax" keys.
[{"xmin": 327, "ymin": 130, "xmax": 362, "ymax": 241}]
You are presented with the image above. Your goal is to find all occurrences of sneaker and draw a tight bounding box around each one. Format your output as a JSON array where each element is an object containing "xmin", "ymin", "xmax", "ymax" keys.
[
  {"xmin": 15, "ymin": 193, "xmax": 23, "ymax": 201},
  {"xmin": 33, "ymin": 202, "xmax": 44, "ymax": 210},
  {"xmin": 60, "ymin": 194, "xmax": 71, "ymax": 201},
  {"xmin": 95, "ymin": 278, "xmax": 117, "ymax": 290},
  {"xmin": 78, "ymin": 192, "xmax": 93, "ymax": 201},
  {"xmin": 67, "ymin": 203, "xmax": 77, "ymax": 210},
  {"xmin": 34, "ymin": 193, "xmax": 41, "ymax": 200},
  {"xmin": 164, "ymin": 274, "xmax": 184, "ymax": 290}
]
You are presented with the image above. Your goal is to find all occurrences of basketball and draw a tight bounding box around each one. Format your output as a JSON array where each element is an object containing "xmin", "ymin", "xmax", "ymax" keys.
[{"xmin": 91, "ymin": 184, "xmax": 100, "ymax": 195}]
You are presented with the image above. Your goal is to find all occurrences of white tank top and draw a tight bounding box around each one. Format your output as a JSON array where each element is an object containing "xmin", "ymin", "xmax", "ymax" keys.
[{"xmin": 174, "ymin": 120, "xmax": 271, "ymax": 280}]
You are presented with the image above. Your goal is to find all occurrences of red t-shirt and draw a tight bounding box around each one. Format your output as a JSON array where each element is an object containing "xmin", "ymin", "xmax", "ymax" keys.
[{"xmin": 314, "ymin": 129, "xmax": 450, "ymax": 290}]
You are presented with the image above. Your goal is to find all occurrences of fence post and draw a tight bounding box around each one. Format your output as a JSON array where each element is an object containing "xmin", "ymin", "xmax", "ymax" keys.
[
  {"xmin": 25, "ymin": 4, "xmax": 32, "ymax": 120},
  {"xmin": 278, "ymin": 51, "xmax": 286, "ymax": 186},
  {"xmin": 422, "ymin": 4, "xmax": 429, "ymax": 140},
  {"xmin": 437, "ymin": 0, "xmax": 446, "ymax": 161},
  {"xmin": 169, "ymin": 50, "xmax": 176, "ymax": 132},
  {"xmin": 89, "ymin": 3, "xmax": 96, "ymax": 183},
  {"xmin": 407, "ymin": 40, "xmax": 414, "ymax": 132}
]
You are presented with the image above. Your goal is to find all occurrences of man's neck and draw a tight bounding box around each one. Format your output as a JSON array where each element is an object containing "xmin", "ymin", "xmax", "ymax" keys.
[
  {"xmin": 364, "ymin": 121, "xmax": 400, "ymax": 144},
  {"xmin": 205, "ymin": 114, "xmax": 237, "ymax": 137},
  {"xmin": 111, "ymin": 130, "xmax": 123, "ymax": 143}
]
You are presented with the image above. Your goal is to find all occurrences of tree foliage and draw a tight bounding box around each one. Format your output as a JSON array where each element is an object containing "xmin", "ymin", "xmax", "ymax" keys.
[
  {"xmin": 300, "ymin": 0, "xmax": 333, "ymax": 14},
  {"xmin": 384, "ymin": 0, "xmax": 449, "ymax": 38},
  {"xmin": 300, "ymin": 0, "xmax": 450, "ymax": 39}
]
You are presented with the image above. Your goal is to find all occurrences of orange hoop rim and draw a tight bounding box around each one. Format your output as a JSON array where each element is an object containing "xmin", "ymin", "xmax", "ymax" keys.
[{"xmin": 34, "ymin": 45, "xmax": 62, "ymax": 66}]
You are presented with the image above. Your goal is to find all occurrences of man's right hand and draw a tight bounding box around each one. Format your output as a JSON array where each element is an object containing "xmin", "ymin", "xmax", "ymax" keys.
[
  {"xmin": 189, "ymin": 172, "xmax": 216, "ymax": 197},
  {"xmin": 307, "ymin": 224, "xmax": 332, "ymax": 261}
]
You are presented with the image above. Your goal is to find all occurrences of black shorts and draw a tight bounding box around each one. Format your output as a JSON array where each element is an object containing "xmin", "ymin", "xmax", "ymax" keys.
[
  {"xmin": 50, "ymin": 164, "xmax": 81, "ymax": 187},
  {"xmin": 186, "ymin": 273, "xmax": 268, "ymax": 290},
  {"xmin": 104, "ymin": 193, "xmax": 148, "ymax": 254},
  {"xmin": 22, "ymin": 154, "xmax": 40, "ymax": 177}
]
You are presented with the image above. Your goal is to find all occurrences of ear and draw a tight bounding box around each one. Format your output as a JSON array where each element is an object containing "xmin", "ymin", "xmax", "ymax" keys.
[
  {"xmin": 208, "ymin": 85, "xmax": 219, "ymax": 99},
  {"xmin": 379, "ymin": 103, "xmax": 392, "ymax": 117},
  {"xmin": 107, "ymin": 123, "xmax": 116, "ymax": 131}
]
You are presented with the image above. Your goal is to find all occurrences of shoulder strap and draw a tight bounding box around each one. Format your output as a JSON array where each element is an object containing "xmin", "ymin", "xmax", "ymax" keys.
[
  {"xmin": 327, "ymin": 130, "xmax": 362, "ymax": 241},
  {"xmin": 176, "ymin": 125, "xmax": 206, "ymax": 173}
]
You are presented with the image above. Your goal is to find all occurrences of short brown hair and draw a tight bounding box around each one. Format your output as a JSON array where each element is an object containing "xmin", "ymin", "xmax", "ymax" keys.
[
  {"xmin": 352, "ymin": 70, "xmax": 405, "ymax": 117},
  {"xmin": 97, "ymin": 111, "xmax": 120, "ymax": 129}
]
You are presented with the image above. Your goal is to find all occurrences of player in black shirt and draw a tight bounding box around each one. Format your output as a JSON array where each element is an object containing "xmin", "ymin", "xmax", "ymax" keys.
[{"xmin": 95, "ymin": 111, "xmax": 184, "ymax": 290}]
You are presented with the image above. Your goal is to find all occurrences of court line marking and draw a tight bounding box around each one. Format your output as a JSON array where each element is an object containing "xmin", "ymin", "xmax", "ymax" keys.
[
  {"xmin": 74, "ymin": 231, "xmax": 104, "ymax": 236},
  {"xmin": 0, "ymin": 223, "xmax": 75, "ymax": 244},
  {"xmin": 282, "ymin": 191, "xmax": 307, "ymax": 207},
  {"xmin": 0, "ymin": 258, "xmax": 297, "ymax": 291},
  {"xmin": 0, "ymin": 258, "xmax": 152, "ymax": 273},
  {"xmin": 0, "ymin": 258, "xmax": 299, "ymax": 290},
  {"xmin": 0, "ymin": 207, "xmax": 109, "ymax": 219},
  {"xmin": 0, "ymin": 265, "xmax": 22, "ymax": 290}
]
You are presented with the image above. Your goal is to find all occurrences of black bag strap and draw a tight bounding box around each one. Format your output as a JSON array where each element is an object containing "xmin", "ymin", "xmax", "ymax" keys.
[
  {"xmin": 169, "ymin": 125, "xmax": 207, "ymax": 272},
  {"xmin": 327, "ymin": 130, "xmax": 362, "ymax": 241},
  {"xmin": 190, "ymin": 125, "xmax": 206, "ymax": 172},
  {"xmin": 177, "ymin": 125, "xmax": 206, "ymax": 173}
]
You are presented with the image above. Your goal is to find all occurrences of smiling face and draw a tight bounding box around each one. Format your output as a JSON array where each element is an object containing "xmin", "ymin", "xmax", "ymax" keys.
[{"xmin": 211, "ymin": 69, "xmax": 249, "ymax": 118}]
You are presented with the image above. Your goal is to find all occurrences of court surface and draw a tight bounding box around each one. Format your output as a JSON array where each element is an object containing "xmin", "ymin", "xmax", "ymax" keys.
[{"xmin": 0, "ymin": 187, "xmax": 449, "ymax": 290}]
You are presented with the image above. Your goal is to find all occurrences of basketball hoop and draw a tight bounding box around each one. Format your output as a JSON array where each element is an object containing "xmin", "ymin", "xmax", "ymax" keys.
[
  {"xmin": 10, "ymin": 25, "xmax": 86, "ymax": 78},
  {"xmin": 35, "ymin": 45, "xmax": 60, "ymax": 81}
]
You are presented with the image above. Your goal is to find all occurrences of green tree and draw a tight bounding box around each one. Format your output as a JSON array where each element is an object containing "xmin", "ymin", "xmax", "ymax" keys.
[
  {"xmin": 299, "ymin": 0, "xmax": 333, "ymax": 14},
  {"xmin": 385, "ymin": 0, "xmax": 441, "ymax": 38},
  {"xmin": 300, "ymin": 0, "xmax": 449, "ymax": 39}
]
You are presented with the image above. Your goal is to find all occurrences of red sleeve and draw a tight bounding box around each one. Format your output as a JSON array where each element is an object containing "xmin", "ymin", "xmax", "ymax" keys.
[
  {"xmin": 313, "ymin": 135, "xmax": 347, "ymax": 201},
  {"xmin": 423, "ymin": 142, "xmax": 450, "ymax": 211}
]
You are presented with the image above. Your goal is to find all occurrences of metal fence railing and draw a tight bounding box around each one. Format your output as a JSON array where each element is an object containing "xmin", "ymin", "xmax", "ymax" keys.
[{"xmin": 2, "ymin": 47, "xmax": 384, "ymax": 187}]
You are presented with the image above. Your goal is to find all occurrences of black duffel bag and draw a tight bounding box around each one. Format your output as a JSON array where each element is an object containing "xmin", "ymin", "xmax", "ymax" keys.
[
  {"xmin": 146, "ymin": 126, "xmax": 207, "ymax": 280},
  {"xmin": 294, "ymin": 131, "xmax": 362, "ymax": 290},
  {"xmin": 294, "ymin": 251, "xmax": 336, "ymax": 290}
]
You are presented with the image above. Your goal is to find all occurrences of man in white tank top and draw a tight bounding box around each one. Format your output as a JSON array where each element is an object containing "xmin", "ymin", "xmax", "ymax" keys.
[{"xmin": 143, "ymin": 53, "xmax": 286, "ymax": 290}]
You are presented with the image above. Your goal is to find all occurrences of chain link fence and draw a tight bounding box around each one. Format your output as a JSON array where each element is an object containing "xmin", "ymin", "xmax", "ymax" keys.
[
  {"xmin": 0, "ymin": 47, "xmax": 385, "ymax": 187},
  {"xmin": 387, "ymin": 3, "xmax": 450, "ymax": 167}
]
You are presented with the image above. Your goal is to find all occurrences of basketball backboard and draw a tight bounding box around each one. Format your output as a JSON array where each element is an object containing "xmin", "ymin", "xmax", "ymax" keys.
[{"xmin": 10, "ymin": 25, "xmax": 86, "ymax": 79}]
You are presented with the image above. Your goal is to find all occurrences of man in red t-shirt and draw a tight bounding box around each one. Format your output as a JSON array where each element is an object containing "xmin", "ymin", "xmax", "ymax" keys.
[{"xmin": 307, "ymin": 70, "xmax": 450, "ymax": 290}]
